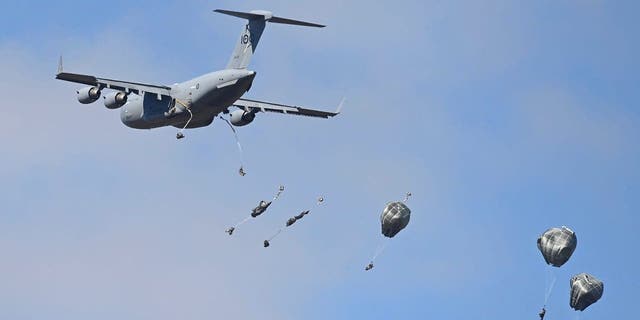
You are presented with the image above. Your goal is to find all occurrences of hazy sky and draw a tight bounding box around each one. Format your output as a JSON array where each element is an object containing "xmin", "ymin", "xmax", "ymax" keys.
[{"xmin": 1, "ymin": 1, "xmax": 639, "ymax": 319}]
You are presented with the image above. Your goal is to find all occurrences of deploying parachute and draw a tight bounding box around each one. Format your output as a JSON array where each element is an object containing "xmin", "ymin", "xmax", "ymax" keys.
[
  {"xmin": 286, "ymin": 210, "xmax": 309, "ymax": 227},
  {"xmin": 251, "ymin": 200, "xmax": 272, "ymax": 218},
  {"xmin": 537, "ymin": 226, "xmax": 577, "ymax": 267},
  {"xmin": 365, "ymin": 192, "xmax": 412, "ymax": 271},
  {"xmin": 570, "ymin": 273, "xmax": 604, "ymax": 311},
  {"xmin": 219, "ymin": 115, "xmax": 247, "ymax": 176},
  {"xmin": 225, "ymin": 185, "xmax": 285, "ymax": 236},
  {"xmin": 264, "ymin": 196, "xmax": 324, "ymax": 247}
]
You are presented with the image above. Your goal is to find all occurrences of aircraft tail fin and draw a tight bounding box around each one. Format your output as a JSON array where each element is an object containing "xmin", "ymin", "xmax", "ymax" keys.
[{"xmin": 214, "ymin": 9, "xmax": 325, "ymax": 69}]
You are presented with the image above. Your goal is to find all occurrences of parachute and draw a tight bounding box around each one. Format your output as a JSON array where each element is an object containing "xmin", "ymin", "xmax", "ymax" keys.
[
  {"xmin": 570, "ymin": 273, "xmax": 604, "ymax": 311},
  {"xmin": 381, "ymin": 201, "xmax": 411, "ymax": 238},
  {"xmin": 537, "ymin": 226, "xmax": 578, "ymax": 315},
  {"xmin": 537, "ymin": 226, "xmax": 577, "ymax": 267},
  {"xmin": 286, "ymin": 210, "xmax": 309, "ymax": 227},
  {"xmin": 264, "ymin": 196, "xmax": 324, "ymax": 247},
  {"xmin": 252, "ymin": 200, "xmax": 272, "ymax": 218},
  {"xmin": 365, "ymin": 192, "xmax": 412, "ymax": 271},
  {"xmin": 225, "ymin": 185, "xmax": 285, "ymax": 236}
]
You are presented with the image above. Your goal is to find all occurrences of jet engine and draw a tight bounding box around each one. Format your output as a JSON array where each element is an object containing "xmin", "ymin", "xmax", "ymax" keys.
[
  {"xmin": 230, "ymin": 109, "xmax": 256, "ymax": 126},
  {"xmin": 76, "ymin": 86, "xmax": 101, "ymax": 104},
  {"xmin": 103, "ymin": 92, "xmax": 128, "ymax": 109}
]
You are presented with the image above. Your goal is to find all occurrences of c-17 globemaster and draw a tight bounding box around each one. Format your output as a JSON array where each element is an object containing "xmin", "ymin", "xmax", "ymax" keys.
[{"xmin": 56, "ymin": 9, "xmax": 342, "ymax": 139}]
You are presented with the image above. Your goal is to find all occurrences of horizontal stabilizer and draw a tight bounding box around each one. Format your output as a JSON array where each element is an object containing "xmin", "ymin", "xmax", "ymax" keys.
[
  {"xmin": 269, "ymin": 16, "xmax": 325, "ymax": 28},
  {"xmin": 214, "ymin": 9, "xmax": 264, "ymax": 20},
  {"xmin": 214, "ymin": 9, "xmax": 325, "ymax": 28},
  {"xmin": 215, "ymin": 9, "xmax": 325, "ymax": 69}
]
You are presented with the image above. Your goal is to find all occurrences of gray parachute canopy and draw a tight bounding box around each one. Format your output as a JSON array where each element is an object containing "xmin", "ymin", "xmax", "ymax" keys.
[
  {"xmin": 570, "ymin": 273, "xmax": 604, "ymax": 311},
  {"xmin": 380, "ymin": 202, "xmax": 411, "ymax": 238},
  {"xmin": 537, "ymin": 226, "xmax": 577, "ymax": 267}
]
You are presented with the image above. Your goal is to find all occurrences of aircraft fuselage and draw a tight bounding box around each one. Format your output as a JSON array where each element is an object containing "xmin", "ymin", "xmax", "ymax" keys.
[{"xmin": 120, "ymin": 69, "xmax": 256, "ymax": 129}]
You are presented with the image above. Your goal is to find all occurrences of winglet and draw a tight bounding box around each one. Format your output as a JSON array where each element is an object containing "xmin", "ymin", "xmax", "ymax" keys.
[
  {"xmin": 57, "ymin": 55, "xmax": 63, "ymax": 75},
  {"xmin": 336, "ymin": 97, "xmax": 346, "ymax": 114}
]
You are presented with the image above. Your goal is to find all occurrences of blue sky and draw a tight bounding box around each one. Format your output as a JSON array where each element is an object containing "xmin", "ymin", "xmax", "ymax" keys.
[{"xmin": 1, "ymin": 0, "xmax": 639, "ymax": 319}]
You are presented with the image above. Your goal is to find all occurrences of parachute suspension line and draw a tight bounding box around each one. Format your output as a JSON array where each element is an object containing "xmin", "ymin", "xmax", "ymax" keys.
[
  {"xmin": 233, "ymin": 216, "xmax": 252, "ymax": 228},
  {"xmin": 371, "ymin": 239, "xmax": 389, "ymax": 262},
  {"xmin": 544, "ymin": 266, "xmax": 549, "ymax": 304},
  {"xmin": 365, "ymin": 238, "xmax": 389, "ymax": 271},
  {"xmin": 544, "ymin": 266, "xmax": 557, "ymax": 306},
  {"xmin": 219, "ymin": 116, "xmax": 246, "ymax": 176},
  {"xmin": 273, "ymin": 185, "xmax": 285, "ymax": 201},
  {"xmin": 225, "ymin": 216, "xmax": 252, "ymax": 235},
  {"xmin": 403, "ymin": 192, "xmax": 412, "ymax": 203},
  {"xmin": 268, "ymin": 228, "xmax": 283, "ymax": 241}
]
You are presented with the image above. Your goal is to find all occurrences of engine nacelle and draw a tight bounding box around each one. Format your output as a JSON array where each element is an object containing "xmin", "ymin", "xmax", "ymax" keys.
[
  {"xmin": 103, "ymin": 92, "xmax": 128, "ymax": 109},
  {"xmin": 76, "ymin": 86, "xmax": 101, "ymax": 104},
  {"xmin": 230, "ymin": 110, "xmax": 255, "ymax": 126}
]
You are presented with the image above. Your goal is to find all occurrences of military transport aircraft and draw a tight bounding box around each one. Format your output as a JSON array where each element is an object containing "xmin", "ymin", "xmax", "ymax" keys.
[{"xmin": 56, "ymin": 9, "xmax": 342, "ymax": 139}]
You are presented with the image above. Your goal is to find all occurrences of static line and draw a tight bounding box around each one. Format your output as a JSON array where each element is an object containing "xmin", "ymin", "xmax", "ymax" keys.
[{"xmin": 219, "ymin": 116, "xmax": 246, "ymax": 176}]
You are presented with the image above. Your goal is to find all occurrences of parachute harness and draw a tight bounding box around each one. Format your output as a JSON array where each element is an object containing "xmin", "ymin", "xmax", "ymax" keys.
[
  {"xmin": 219, "ymin": 116, "xmax": 246, "ymax": 176},
  {"xmin": 264, "ymin": 196, "xmax": 325, "ymax": 247},
  {"xmin": 225, "ymin": 186, "xmax": 285, "ymax": 236}
]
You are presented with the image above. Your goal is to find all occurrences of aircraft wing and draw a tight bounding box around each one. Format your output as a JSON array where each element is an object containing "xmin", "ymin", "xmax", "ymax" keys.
[
  {"xmin": 56, "ymin": 66, "xmax": 171, "ymax": 97},
  {"xmin": 232, "ymin": 98, "xmax": 342, "ymax": 119}
]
